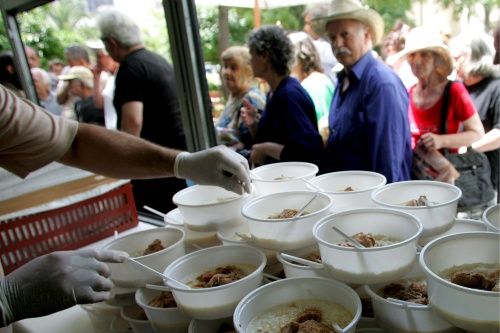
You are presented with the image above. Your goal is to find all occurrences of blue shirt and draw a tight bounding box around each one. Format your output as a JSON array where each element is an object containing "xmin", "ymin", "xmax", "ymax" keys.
[
  {"xmin": 325, "ymin": 52, "xmax": 412, "ymax": 182},
  {"xmin": 256, "ymin": 76, "xmax": 324, "ymax": 165}
]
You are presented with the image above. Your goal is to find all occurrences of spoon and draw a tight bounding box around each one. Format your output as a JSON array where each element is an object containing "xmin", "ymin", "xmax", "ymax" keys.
[
  {"xmin": 387, "ymin": 297, "xmax": 427, "ymax": 308},
  {"xmin": 127, "ymin": 258, "xmax": 190, "ymax": 290},
  {"xmin": 280, "ymin": 253, "xmax": 323, "ymax": 268},
  {"xmin": 331, "ymin": 226, "xmax": 365, "ymax": 249},
  {"xmin": 293, "ymin": 193, "xmax": 318, "ymax": 218},
  {"xmin": 143, "ymin": 205, "xmax": 166, "ymax": 218},
  {"xmin": 145, "ymin": 283, "xmax": 171, "ymax": 292}
]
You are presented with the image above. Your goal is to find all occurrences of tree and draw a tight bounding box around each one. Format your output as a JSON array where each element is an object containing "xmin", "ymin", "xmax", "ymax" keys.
[
  {"xmin": 436, "ymin": 0, "xmax": 500, "ymax": 30},
  {"xmin": 365, "ymin": 0, "xmax": 413, "ymax": 32}
]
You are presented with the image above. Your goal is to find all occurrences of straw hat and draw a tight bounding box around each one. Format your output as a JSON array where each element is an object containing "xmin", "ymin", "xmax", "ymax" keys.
[
  {"xmin": 313, "ymin": 0, "xmax": 384, "ymax": 45},
  {"xmin": 59, "ymin": 66, "xmax": 94, "ymax": 88},
  {"xmin": 388, "ymin": 26, "xmax": 453, "ymax": 76}
]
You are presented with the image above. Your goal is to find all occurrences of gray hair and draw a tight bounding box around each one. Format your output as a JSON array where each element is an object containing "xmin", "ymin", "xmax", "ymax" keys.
[
  {"xmin": 65, "ymin": 45, "xmax": 89, "ymax": 63},
  {"xmin": 248, "ymin": 25, "xmax": 294, "ymax": 76},
  {"xmin": 31, "ymin": 67, "xmax": 51, "ymax": 89},
  {"xmin": 463, "ymin": 34, "xmax": 497, "ymax": 77},
  {"xmin": 97, "ymin": 9, "xmax": 143, "ymax": 48}
]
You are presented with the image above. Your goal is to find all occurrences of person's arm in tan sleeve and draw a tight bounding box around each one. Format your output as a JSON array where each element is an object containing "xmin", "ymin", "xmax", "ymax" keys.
[{"xmin": 120, "ymin": 101, "xmax": 143, "ymax": 136}]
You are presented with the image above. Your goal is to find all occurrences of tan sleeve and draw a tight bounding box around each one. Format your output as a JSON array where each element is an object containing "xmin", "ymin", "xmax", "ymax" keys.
[{"xmin": 0, "ymin": 84, "xmax": 78, "ymax": 178}]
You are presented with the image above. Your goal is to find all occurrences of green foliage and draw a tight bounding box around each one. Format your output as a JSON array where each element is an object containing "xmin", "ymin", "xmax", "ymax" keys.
[{"xmin": 365, "ymin": 0, "xmax": 413, "ymax": 31}]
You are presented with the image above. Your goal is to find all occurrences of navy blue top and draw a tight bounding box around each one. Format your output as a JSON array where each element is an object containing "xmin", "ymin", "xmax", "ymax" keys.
[
  {"xmin": 255, "ymin": 76, "xmax": 324, "ymax": 165},
  {"xmin": 324, "ymin": 52, "xmax": 412, "ymax": 182}
]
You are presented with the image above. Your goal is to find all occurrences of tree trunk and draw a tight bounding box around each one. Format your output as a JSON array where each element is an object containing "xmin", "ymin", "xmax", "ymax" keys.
[{"xmin": 218, "ymin": 6, "xmax": 230, "ymax": 59}]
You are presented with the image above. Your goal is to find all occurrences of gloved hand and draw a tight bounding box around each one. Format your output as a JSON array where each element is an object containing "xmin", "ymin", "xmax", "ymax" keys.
[
  {"xmin": 174, "ymin": 145, "xmax": 251, "ymax": 194},
  {"xmin": 0, "ymin": 249, "xmax": 128, "ymax": 326}
]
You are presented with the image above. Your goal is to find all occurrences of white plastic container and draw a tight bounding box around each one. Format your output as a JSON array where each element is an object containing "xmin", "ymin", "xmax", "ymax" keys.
[
  {"xmin": 420, "ymin": 232, "xmax": 500, "ymax": 333},
  {"xmin": 276, "ymin": 244, "xmax": 330, "ymax": 278},
  {"xmin": 250, "ymin": 162, "xmax": 318, "ymax": 195},
  {"xmin": 371, "ymin": 180, "xmax": 461, "ymax": 238},
  {"xmin": 313, "ymin": 208, "xmax": 422, "ymax": 285},
  {"xmin": 233, "ymin": 277, "xmax": 362, "ymax": 333},
  {"xmin": 172, "ymin": 185, "xmax": 247, "ymax": 231},
  {"xmin": 188, "ymin": 317, "xmax": 234, "ymax": 333},
  {"xmin": 364, "ymin": 255, "xmax": 460, "ymax": 333},
  {"xmin": 309, "ymin": 171, "xmax": 386, "ymax": 212},
  {"xmin": 241, "ymin": 191, "xmax": 332, "ymax": 251},
  {"xmin": 482, "ymin": 203, "xmax": 500, "ymax": 232},
  {"xmin": 135, "ymin": 287, "xmax": 191, "ymax": 333},
  {"xmin": 163, "ymin": 244, "xmax": 266, "ymax": 320},
  {"xmin": 102, "ymin": 227, "xmax": 185, "ymax": 287},
  {"xmin": 418, "ymin": 218, "xmax": 487, "ymax": 247},
  {"xmin": 80, "ymin": 302, "xmax": 122, "ymax": 331},
  {"xmin": 120, "ymin": 303, "xmax": 156, "ymax": 333}
]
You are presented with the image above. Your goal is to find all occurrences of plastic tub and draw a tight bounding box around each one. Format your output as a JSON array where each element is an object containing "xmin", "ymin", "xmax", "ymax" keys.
[
  {"xmin": 276, "ymin": 244, "xmax": 330, "ymax": 278},
  {"xmin": 482, "ymin": 203, "xmax": 500, "ymax": 232},
  {"xmin": 120, "ymin": 303, "xmax": 156, "ymax": 333},
  {"xmin": 241, "ymin": 191, "xmax": 332, "ymax": 250},
  {"xmin": 233, "ymin": 277, "xmax": 362, "ymax": 333},
  {"xmin": 163, "ymin": 244, "xmax": 266, "ymax": 320},
  {"xmin": 135, "ymin": 287, "xmax": 191, "ymax": 333},
  {"xmin": 250, "ymin": 162, "xmax": 318, "ymax": 195},
  {"xmin": 188, "ymin": 317, "xmax": 234, "ymax": 333},
  {"xmin": 102, "ymin": 227, "xmax": 185, "ymax": 287},
  {"xmin": 418, "ymin": 218, "xmax": 487, "ymax": 247},
  {"xmin": 172, "ymin": 185, "xmax": 248, "ymax": 231},
  {"xmin": 420, "ymin": 232, "xmax": 500, "ymax": 333},
  {"xmin": 365, "ymin": 256, "xmax": 460, "ymax": 333},
  {"xmin": 371, "ymin": 180, "xmax": 461, "ymax": 238},
  {"xmin": 313, "ymin": 208, "xmax": 422, "ymax": 285},
  {"xmin": 309, "ymin": 171, "xmax": 386, "ymax": 212},
  {"xmin": 80, "ymin": 302, "xmax": 122, "ymax": 331}
]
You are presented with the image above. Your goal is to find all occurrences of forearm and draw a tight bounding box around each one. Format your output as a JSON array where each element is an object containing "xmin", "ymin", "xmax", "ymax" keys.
[
  {"xmin": 440, "ymin": 131, "xmax": 483, "ymax": 149},
  {"xmin": 59, "ymin": 123, "xmax": 179, "ymax": 179},
  {"xmin": 56, "ymin": 84, "xmax": 70, "ymax": 105},
  {"xmin": 471, "ymin": 128, "xmax": 500, "ymax": 152},
  {"xmin": 93, "ymin": 77, "xmax": 104, "ymax": 109}
]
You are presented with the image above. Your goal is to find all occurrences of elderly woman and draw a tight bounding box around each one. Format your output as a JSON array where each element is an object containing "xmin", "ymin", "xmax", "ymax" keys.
[
  {"xmin": 31, "ymin": 67, "xmax": 62, "ymax": 116},
  {"xmin": 242, "ymin": 25, "xmax": 324, "ymax": 166},
  {"xmin": 216, "ymin": 46, "xmax": 266, "ymax": 153},
  {"xmin": 289, "ymin": 32, "xmax": 334, "ymax": 142},
  {"xmin": 451, "ymin": 32, "xmax": 500, "ymax": 195},
  {"xmin": 401, "ymin": 27, "xmax": 484, "ymax": 152}
]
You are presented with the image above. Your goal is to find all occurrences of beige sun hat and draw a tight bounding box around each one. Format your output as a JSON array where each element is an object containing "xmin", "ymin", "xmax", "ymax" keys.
[
  {"xmin": 313, "ymin": 0, "xmax": 385, "ymax": 45},
  {"xmin": 387, "ymin": 26, "xmax": 453, "ymax": 76},
  {"xmin": 58, "ymin": 66, "xmax": 94, "ymax": 88}
]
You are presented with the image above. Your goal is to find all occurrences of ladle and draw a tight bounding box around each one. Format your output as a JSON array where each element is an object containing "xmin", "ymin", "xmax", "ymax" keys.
[
  {"xmin": 331, "ymin": 226, "xmax": 365, "ymax": 249},
  {"xmin": 279, "ymin": 253, "xmax": 323, "ymax": 269},
  {"xmin": 127, "ymin": 257, "xmax": 190, "ymax": 290}
]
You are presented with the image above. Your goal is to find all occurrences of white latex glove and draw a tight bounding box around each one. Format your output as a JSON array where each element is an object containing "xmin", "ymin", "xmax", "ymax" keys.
[
  {"xmin": 174, "ymin": 145, "xmax": 251, "ymax": 194},
  {"xmin": 0, "ymin": 249, "xmax": 128, "ymax": 326}
]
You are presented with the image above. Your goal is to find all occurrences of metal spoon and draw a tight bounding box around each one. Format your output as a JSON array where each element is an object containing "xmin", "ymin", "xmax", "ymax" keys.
[
  {"xmin": 293, "ymin": 193, "xmax": 318, "ymax": 218},
  {"xmin": 331, "ymin": 226, "xmax": 365, "ymax": 249}
]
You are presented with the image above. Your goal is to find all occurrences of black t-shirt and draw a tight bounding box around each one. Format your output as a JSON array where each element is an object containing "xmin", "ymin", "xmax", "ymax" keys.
[
  {"xmin": 114, "ymin": 48, "xmax": 186, "ymax": 150},
  {"xmin": 466, "ymin": 75, "xmax": 500, "ymax": 191}
]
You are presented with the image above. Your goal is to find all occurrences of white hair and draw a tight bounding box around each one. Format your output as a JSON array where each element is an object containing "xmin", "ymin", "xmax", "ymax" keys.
[
  {"xmin": 96, "ymin": 8, "xmax": 143, "ymax": 48},
  {"xmin": 31, "ymin": 67, "xmax": 51, "ymax": 89}
]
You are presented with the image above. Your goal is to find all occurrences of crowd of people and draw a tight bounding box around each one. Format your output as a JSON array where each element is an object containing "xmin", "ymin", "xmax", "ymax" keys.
[{"xmin": 0, "ymin": 0, "xmax": 499, "ymax": 326}]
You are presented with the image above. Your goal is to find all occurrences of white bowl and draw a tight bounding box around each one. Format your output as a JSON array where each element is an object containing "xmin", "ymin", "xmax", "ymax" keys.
[
  {"xmin": 172, "ymin": 185, "xmax": 247, "ymax": 231},
  {"xmin": 364, "ymin": 255, "xmax": 460, "ymax": 333},
  {"xmin": 233, "ymin": 277, "xmax": 362, "ymax": 333},
  {"xmin": 250, "ymin": 162, "xmax": 318, "ymax": 195},
  {"xmin": 482, "ymin": 203, "xmax": 500, "ymax": 232},
  {"xmin": 313, "ymin": 208, "xmax": 422, "ymax": 285},
  {"xmin": 418, "ymin": 218, "xmax": 487, "ymax": 247},
  {"xmin": 163, "ymin": 244, "xmax": 266, "ymax": 320},
  {"xmin": 420, "ymin": 232, "xmax": 500, "ymax": 333},
  {"xmin": 188, "ymin": 317, "xmax": 234, "ymax": 333},
  {"xmin": 276, "ymin": 244, "xmax": 330, "ymax": 278},
  {"xmin": 120, "ymin": 303, "xmax": 156, "ymax": 333},
  {"xmin": 371, "ymin": 180, "xmax": 461, "ymax": 238},
  {"xmin": 135, "ymin": 287, "xmax": 191, "ymax": 333},
  {"xmin": 241, "ymin": 191, "xmax": 333, "ymax": 251},
  {"xmin": 309, "ymin": 171, "xmax": 386, "ymax": 212},
  {"xmin": 81, "ymin": 302, "xmax": 121, "ymax": 331},
  {"xmin": 102, "ymin": 227, "xmax": 185, "ymax": 287}
]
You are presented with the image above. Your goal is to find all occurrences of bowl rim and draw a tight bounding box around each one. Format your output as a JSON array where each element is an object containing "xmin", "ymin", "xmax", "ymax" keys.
[
  {"xmin": 275, "ymin": 252, "xmax": 324, "ymax": 271},
  {"xmin": 120, "ymin": 303, "xmax": 151, "ymax": 323},
  {"xmin": 419, "ymin": 231, "xmax": 500, "ymax": 296},
  {"xmin": 312, "ymin": 208, "xmax": 423, "ymax": 252},
  {"xmin": 363, "ymin": 284, "xmax": 431, "ymax": 311},
  {"xmin": 241, "ymin": 191, "xmax": 332, "ymax": 222},
  {"xmin": 482, "ymin": 203, "xmax": 500, "ymax": 232},
  {"xmin": 101, "ymin": 227, "xmax": 185, "ymax": 259},
  {"xmin": 233, "ymin": 276, "xmax": 362, "ymax": 330},
  {"xmin": 172, "ymin": 185, "xmax": 244, "ymax": 208},
  {"xmin": 250, "ymin": 162, "xmax": 319, "ymax": 182},
  {"xmin": 371, "ymin": 180, "xmax": 462, "ymax": 209},
  {"xmin": 310, "ymin": 170, "xmax": 387, "ymax": 195},
  {"xmin": 163, "ymin": 244, "xmax": 267, "ymax": 293}
]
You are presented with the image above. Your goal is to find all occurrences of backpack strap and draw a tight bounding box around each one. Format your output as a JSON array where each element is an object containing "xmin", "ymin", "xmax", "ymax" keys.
[{"xmin": 439, "ymin": 80, "xmax": 453, "ymax": 135}]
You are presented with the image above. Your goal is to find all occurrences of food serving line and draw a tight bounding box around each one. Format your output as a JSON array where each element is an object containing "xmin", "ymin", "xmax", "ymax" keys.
[{"xmin": 2, "ymin": 162, "xmax": 499, "ymax": 333}]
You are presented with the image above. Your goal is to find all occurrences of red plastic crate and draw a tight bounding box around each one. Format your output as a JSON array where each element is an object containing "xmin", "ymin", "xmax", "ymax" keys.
[{"xmin": 0, "ymin": 183, "xmax": 138, "ymax": 274}]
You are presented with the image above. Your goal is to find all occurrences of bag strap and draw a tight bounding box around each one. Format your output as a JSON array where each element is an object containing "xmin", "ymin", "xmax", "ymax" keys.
[{"xmin": 439, "ymin": 80, "xmax": 453, "ymax": 134}]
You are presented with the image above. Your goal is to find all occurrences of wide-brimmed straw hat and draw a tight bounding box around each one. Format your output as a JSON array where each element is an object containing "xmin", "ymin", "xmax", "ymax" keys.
[
  {"xmin": 387, "ymin": 26, "xmax": 453, "ymax": 76},
  {"xmin": 313, "ymin": 0, "xmax": 384, "ymax": 45}
]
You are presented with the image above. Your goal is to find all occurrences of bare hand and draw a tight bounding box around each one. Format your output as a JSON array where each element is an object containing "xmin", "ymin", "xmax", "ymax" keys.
[
  {"xmin": 420, "ymin": 133, "xmax": 444, "ymax": 151},
  {"xmin": 240, "ymin": 98, "xmax": 256, "ymax": 127}
]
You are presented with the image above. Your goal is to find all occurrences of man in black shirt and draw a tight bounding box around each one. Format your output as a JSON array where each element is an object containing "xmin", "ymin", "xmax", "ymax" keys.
[{"xmin": 97, "ymin": 9, "xmax": 188, "ymax": 213}]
